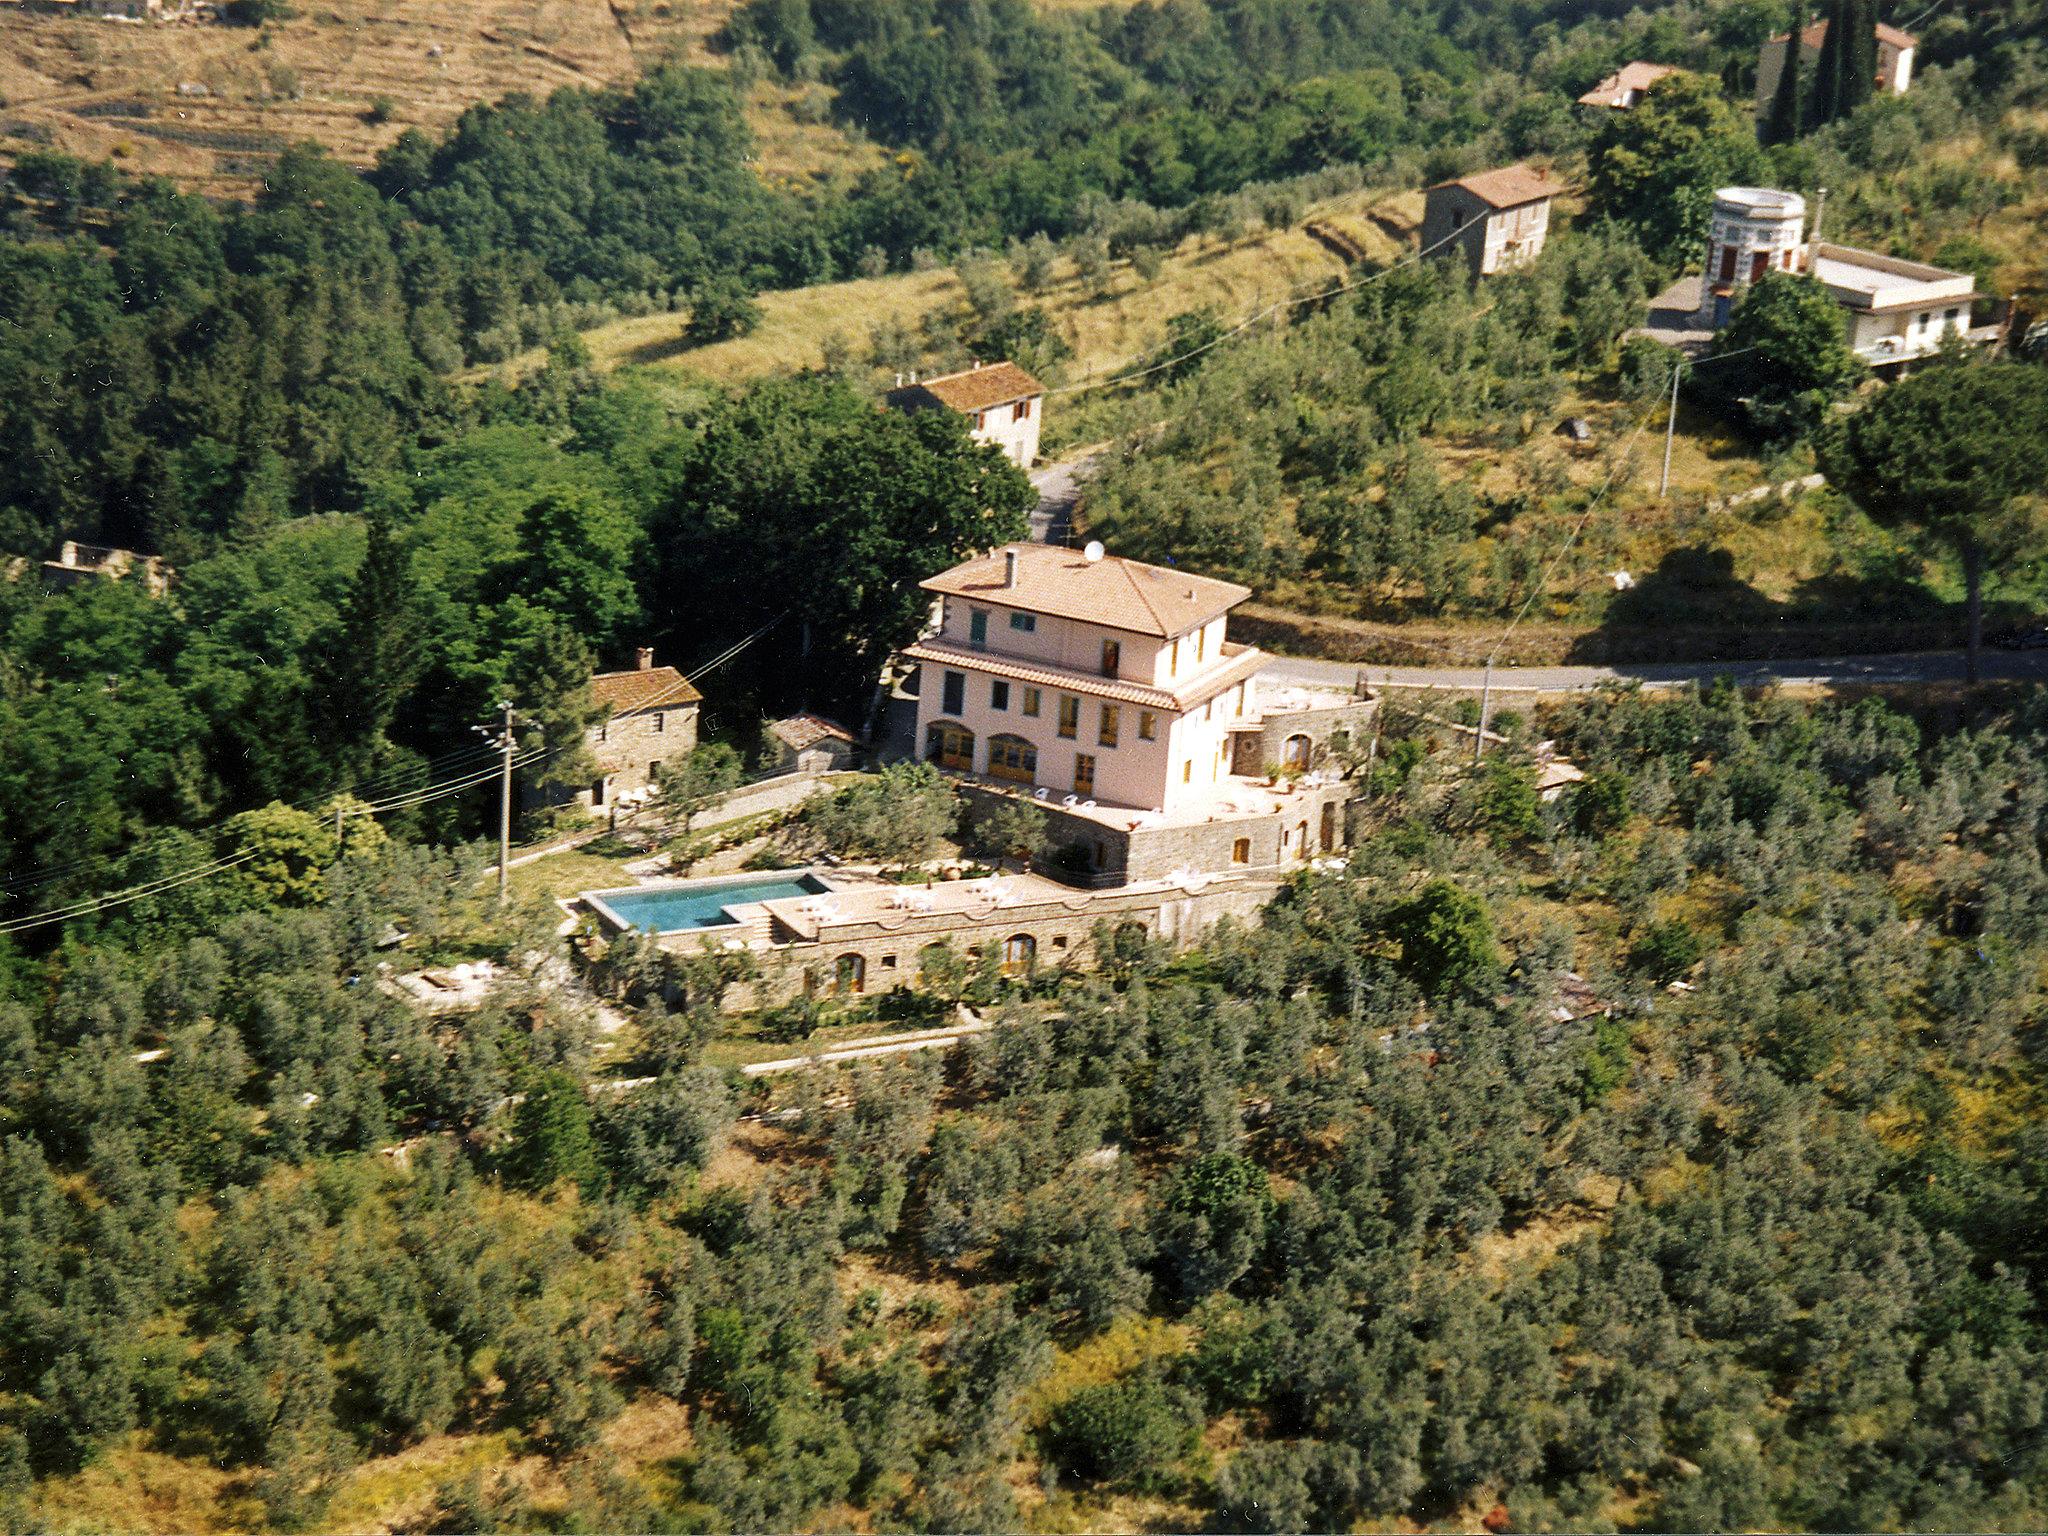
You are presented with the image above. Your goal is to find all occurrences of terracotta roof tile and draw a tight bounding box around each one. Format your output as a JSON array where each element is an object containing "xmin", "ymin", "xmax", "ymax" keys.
[
  {"xmin": 1430, "ymin": 164, "xmax": 1558, "ymax": 210},
  {"xmin": 591, "ymin": 665, "xmax": 702, "ymax": 714},
  {"xmin": 770, "ymin": 714, "xmax": 856, "ymax": 751},
  {"xmin": 1576, "ymin": 61, "xmax": 1680, "ymax": 106},
  {"xmin": 889, "ymin": 360, "xmax": 1044, "ymax": 415},
  {"xmin": 921, "ymin": 542, "xmax": 1247, "ymax": 639}
]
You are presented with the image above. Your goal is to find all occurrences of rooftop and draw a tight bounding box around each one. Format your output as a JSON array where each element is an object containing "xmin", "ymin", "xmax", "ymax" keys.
[
  {"xmin": 1430, "ymin": 164, "xmax": 1557, "ymax": 210},
  {"xmin": 1713, "ymin": 186, "xmax": 1806, "ymax": 219},
  {"xmin": 889, "ymin": 360, "xmax": 1045, "ymax": 415},
  {"xmin": 1807, "ymin": 240, "xmax": 1976, "ymax": 312},
  {"xmin": 902, "ymin": 635, "xmax": 1266, "ymax": 713},
  {"xmin": 758, "ymin": 866, "xmax": 1260, "ymax": 941},
  {"xmin": 591, "ymin": 663, "xmax": 702, "ymax": 714},
  {"xmin": 1577, "ymin": 61, "xmax": 1680, "ymax": 107},
  {"xmin": 921, "ymin": 542, "xmax": 1249, "ymax": 638},
  {"xmin": 1774, "ymin": 17, "xmax": 1917, "ymax": 49},
  {"xmin": 769, "ymin": 713, "xmax": 856, "ymax": 751},
  {"xmin": 953, "ymin": 762, "xmax": 1349, "ymax": 834}
]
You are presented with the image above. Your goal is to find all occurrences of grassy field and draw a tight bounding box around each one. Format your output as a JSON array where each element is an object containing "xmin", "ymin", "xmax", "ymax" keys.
[
  {"xmin": 479, "ymin": 188, "xmax": 1425, "ymax": 392},
  {"xmin": 0, "ymin": 0, "xmax": 859, "ymax": 199}
]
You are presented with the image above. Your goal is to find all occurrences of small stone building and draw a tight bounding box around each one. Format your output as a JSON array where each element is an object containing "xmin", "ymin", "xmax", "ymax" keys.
[
  {"xmin": 578, "ymin": 649, "xmax": 702, "ymax": 815},
  {"xmin": 1577, "ymin": 61, "xmax": 1681, "ymax": 110},
  {"xmin": 765, "ymin": 714, "xmax": 858, "ymax": 775},
  {"xmin": 886, "ymin": 360, "xmax": 1045, "ymax": 467},
  {"xmin": 1422, "ymin": 165, "xmax": 1557, "ymax": 279}
]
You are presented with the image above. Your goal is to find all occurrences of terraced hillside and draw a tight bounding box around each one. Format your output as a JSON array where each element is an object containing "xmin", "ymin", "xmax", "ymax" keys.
[{"xmin": 0, "ymin": 0, "xmax": 875, "ymax": 198}]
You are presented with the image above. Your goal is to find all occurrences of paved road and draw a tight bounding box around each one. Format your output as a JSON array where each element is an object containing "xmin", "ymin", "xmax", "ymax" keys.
[
  {"xmin": 1028, "ymin": 449, "xmax": 1104, "ymax": 545},
  {"xmin": 1262, "ymin": 648, "xmax": 2048, "ymax": 695}
]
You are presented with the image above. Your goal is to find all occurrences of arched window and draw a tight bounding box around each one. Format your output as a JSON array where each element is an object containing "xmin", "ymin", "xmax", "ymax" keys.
[
  {"xmin": 835, "ymin": 953, "xmax": 866, "ymax": 995},
  {"xmin": 1002, "ymin": 933, "xmax": 1036, "ymax": 974},
  {"xmin": 987, "ymin": 733, "xmax": 1038, "ymax": 785},
  {"xmin": 926, "ymin": 721, "xmax": 975, "ymax": 772},
  {"xmin": 1282, "ymin": 733, "xmax": 1312, "ymax": 770}
]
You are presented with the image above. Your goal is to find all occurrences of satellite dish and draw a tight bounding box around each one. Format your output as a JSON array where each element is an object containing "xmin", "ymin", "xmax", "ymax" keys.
[{"xmin": 1083, "ymin": 540, "xmax": 1105, "ymax": 563}]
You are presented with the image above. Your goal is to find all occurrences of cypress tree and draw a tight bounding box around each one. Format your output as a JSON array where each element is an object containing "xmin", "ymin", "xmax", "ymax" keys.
[
  {"xmin": 1764, "ymin": 5, "xmax": 1807, "ymax": 144},
  {"xmin": 1846, "ymin": 0, "xmax": 1880, "ymax": 111},
  {"xmin": 1810, "ymin": 0, "xmax": 1845, "ymax": 126}
]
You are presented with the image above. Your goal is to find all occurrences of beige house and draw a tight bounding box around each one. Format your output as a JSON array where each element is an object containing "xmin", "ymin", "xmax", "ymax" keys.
[
  {"xmin": 1755, "ymin": 18, "xmax": 1916, "ymax": 120},
  {"xmin": 886, "ymin": 360, "xmax": 1044, "ymax": 467},
  {"xmin": 579, "ymin": 649, "xmax": 702, "ymax": 815},
  {"xmin": 1577, "ymin": 61, "xmax": 1681, "ymax": 110},
  {"xmin": 1422, "ymin": 165, "xmax": 1557, "ymax": 279},
  {"xmin": 902, "ymin": 542, "xmax": 1370, "ymax": 883}
]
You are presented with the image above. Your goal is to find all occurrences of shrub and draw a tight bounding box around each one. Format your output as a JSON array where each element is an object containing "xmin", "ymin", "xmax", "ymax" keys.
[
  {"xmin": 1044, "ymin": 1376, "xmax": 1194, "ymax": 1488},
  {"xmin": 1631, "ymin": 918, "xmax": 1706, "ymax": 981}
]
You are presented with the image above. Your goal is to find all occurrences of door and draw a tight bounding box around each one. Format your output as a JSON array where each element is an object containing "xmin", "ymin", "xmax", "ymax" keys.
[
  {"xmin": 1074, "ymin": 753, "xmax": 1095, "ymax": 798},
  {"xmin": 969, "ymin": 608, "xmax": 988, "ymax": 648},
  {"xmin": 1321, "ymin": 800, "xmax": 1337, "ymax": 853},
  {"xmin": 1282, "ymin": 733, "xmax": 1312, "ymax": 771}
]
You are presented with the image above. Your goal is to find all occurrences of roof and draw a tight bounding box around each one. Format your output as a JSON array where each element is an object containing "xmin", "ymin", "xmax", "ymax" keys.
[
  {"xmin": 769, "ymin": 714, "xmax": 856, "ymax": 751},
  {"xmin": 591, "ymin": 665, "xmax": 702, "ymax": 714},
  {"xmin": 1577, "ymin": 61, "xmax": 1680, "ymax": 106},
  {"xmin": 891, "ymin": 361, "xmax": 1045, "ymax": 415},
  {"xmin": 921, "ymin": 542, "xmax": 1249, "ymax": 638},
  {"xmin": 1775, "ymin": 18, "xmax": 1916, "ymax": 49},
  {"xmin": 1808, "ymin": 241, "xmax": 1977, "ymax": 312},
  {"xmin": 1428, "ymin": 164, "xmax": 1557, "ymax": 211},
  {"xmin": 903, "ymin": 637, "xmax": 1267, "ymax": 714}
]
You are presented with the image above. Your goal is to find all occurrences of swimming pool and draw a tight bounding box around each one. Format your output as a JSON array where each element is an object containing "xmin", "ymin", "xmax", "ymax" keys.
[{"xmin": 585, "ymin": 871, "xmax": 831, "ymax": 935}]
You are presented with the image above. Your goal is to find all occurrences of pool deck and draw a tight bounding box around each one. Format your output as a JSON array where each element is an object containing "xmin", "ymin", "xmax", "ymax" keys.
[{"xmin": 582, "ymin": 868, "xmax": 848, "ymax": 936}]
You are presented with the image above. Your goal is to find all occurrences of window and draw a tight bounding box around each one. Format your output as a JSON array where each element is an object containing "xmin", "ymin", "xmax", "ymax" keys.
[
  {"xmin": 1022, "ymin": 687, "xmax": 1041, "ymax": 717},
  {"xmin": 1750, "ymin": 251, "xmax": 1768, "ymax": 283},
  {"xmin": 1234, "ymin": 683, "xmax": 1245, "ymax": 715},
  {"xmin": 1002, "ymin": 933, "xmax": 1036, "ymax": 974},
  {"xmin": 1321, "ymin": 800, "xmax": 1338, "ymax": 853},
  {"xmin": 968, "ymin": 609, "xmax": 988, "ymax": 647},
  {"xmin": 597, "ymin": 720, "xmax": 608, "ymax": 743},
  {"xmin": 973, "ymin": 411, "xmax": 987, "ymax": 431},
  {"xmin": 1719, "ymin": 245, "xmax": 1738, "ymax": 282},
  {"xmin": 991, "ymin": 680, "xmax": 1010, "ymax": 711},
  {"xmin": 1195, "ymin": 628, "xmax": 1206, "ymax": 663},
  {"xmin": 1013, "ymin": 399, "xmax": 1032, "ymax": 421},
  {"xmin": 880, "ymin": 954, "xmax": 897, "ymax": 970},
  {"xmin": 1099, "ymin": 704, "xmax": 1120, "ymax": 748},
  {"xmin": 1283, "ymin": 733, "xmax": 1312, "ymax": 770},
  {"xmin": 928, "ymin": 722, "xmax": 975, "ymax": 771},
  {"xmin": 650, "ymin": 761, "xmax": 662, "ymax": 781},
  {"xmin": 1074, "ymin": 754, "xmax": 1095, "ymax": 796},
  {"xmin": 836, "ymin": 953, "xmax": 865, "ymax": 995},
  {"xmin": 942, "ymin": 670, "xmax": 965, "ymax": 715},
  {"xmin": 1139, "ymin": 710, "xmax": 1157, "ymax": 740},
  {"xmin": 1051, "ymin": 935, "xmax": 1068, "ymax": 951},
  {"xmin": 988, "ymin": 734, "xmax": 1037, "ymax": 785},
  {"xmin": 1101, "ymin": 639, "xmax": 1120, "ymax": 677},
  {"xmin": 1058, "ymin": 695, "xmax": 1079, "ymax": 739},
  {"xmin": 1009, "ymin": 612, "xmax": 1037, "ymax": 632},
  {"xmin": 1232, "ymin": 837, "xmax": 1251, "ymax": 865},
  {"xmin": 651, "ymin": 711, "xmax": 665, "ymax": 734},
  {"xmin": 1170, "ymin": 638, "xmax": 1180, "ymax": 673},
  {"xmin": 1182, "ymin": 760, "xmax": 1192, "ymax": 784}
]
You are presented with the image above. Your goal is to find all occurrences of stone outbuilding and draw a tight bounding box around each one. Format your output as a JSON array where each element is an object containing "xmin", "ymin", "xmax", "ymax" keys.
[{"xmin": 765, "ymin": 714, "xmax": 858, "ymax": 775}]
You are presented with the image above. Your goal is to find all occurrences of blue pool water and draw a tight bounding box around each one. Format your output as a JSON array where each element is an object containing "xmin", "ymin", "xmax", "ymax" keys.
[{"xmin": 587, "ymin": 872, "xmax": 830, "ymax": 934}]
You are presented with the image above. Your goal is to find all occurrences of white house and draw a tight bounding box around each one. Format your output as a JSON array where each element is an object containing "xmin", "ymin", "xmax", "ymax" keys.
[
  {"xmin": 1421, "ymin": 165, "xmax": 1557, "ymax": 279},
  {"xmin": 886, "ymin": 360, "xmax": 1044, "ymax": 467},
  {"xmin": 1755, "ymin": 18, "xmax": 1916, "ymax": 120},
  {"xmin": 1578, "ymin": 61, "xmax": 1681, "ymax": 110}
]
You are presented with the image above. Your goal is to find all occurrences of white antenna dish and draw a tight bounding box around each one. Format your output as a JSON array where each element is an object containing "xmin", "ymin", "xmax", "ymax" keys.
[{"xmin": 1083, "ymin": 540, "xmax": 1105, "ymax": 563}]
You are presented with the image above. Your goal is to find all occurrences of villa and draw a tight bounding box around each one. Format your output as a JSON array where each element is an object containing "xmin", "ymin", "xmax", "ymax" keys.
[{"xmin": 578, "ymin": 543, "xmax": 1375, "ymax": 1005}]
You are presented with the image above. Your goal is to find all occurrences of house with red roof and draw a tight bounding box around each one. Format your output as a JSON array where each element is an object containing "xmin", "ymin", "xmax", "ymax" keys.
[{"xmin": 1422, "ymin": 164, "xmax": 1558, "ymax": 279}]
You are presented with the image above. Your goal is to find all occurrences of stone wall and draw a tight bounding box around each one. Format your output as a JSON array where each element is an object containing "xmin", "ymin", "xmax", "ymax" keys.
[
  {"xmin": 1231, "ymin": 699, "xmax": 1379, "ymax": 777},
  {"xmin": 695, "ymin": 877, "xmax": 1275, "ymax": 1010},
  {"xmin": 1124, "ymin": 778, "xmax": 1353, "ymax": 879}
]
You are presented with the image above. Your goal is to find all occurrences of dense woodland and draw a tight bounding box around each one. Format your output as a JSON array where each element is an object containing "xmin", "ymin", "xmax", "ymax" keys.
[{"xmin": 2, "ymin": 0, "xmax": 2048, "ymax": 1528}]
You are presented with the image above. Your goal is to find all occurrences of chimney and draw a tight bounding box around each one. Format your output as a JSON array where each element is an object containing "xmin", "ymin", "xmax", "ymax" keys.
[
  {"xmin": 1004, "ymin": 548, "xmax": 1019, "ymax": 588},
  {"xmin": 636, "ymin": 646, "xmax": 654, "ymax": 671}
]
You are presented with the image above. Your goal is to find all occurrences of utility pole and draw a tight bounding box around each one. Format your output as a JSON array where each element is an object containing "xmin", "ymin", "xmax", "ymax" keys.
[
  {"xmin": 1474, "ymin": 656, "xmax": 1494, "ymax": 763},
  {"xmin": 1659, "ymin": 358, "xmax": 1684, "ymax": 499},
  {"xmin": 473, "ymin": 700, "xmax": 528, "ymax": 905}
]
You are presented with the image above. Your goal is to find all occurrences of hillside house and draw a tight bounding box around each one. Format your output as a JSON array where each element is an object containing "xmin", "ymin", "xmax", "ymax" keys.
[
  {"xmin": 764, "ymin": 714, "xmax": 858, "ymax": 775},
  {"xmin": 1755, "ymin": 18, "xmax": 1916, "ymax": 119},
  {"xmin": 901, "ymin": 542, "xmax": 1371, "ymax": 883},
  {"xmin": 1422, "ymin": 165, "xmax": 1556, "ymax": 279},
  {"xmin": 1577, "ymin": 61, "xmax": 1681, "ymax": 110},
  {"xmin": 41, "ymin": 540, "xmax": 172, "ymax": 597},
  {"xmin": 1638, "ymin": 185, "xmax": 1995, "ymax": 372},
  {"xmin": 885, "ymin": 360, "xmax": 1044, "ymax": 467},
  {"xmin": 550, "ymin": 649, "xmax": 702, "ymax": 817}
]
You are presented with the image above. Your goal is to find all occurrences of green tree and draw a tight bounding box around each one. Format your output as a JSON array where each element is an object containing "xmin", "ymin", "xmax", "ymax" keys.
[
  {"xmin": 312, "ymin": 509, "xmax": 422, "ymax": 777},
  {"xmin": 1764, "ymin": 5, "xmax": 1808, "ymax": 144},
  {"xmin": 1819, "ymin": 361, "xmax": 2048, "ymax": 681},
  {"xmin": 961, "ymin": 796, "xmax": 1047, "ymax": 872},
  {"xmin": 222, "ymin": 802, "xmax": 338, "ymax": 907},
  {"xmin": 802, "ymin": 763, "xmax": 958, "ymax": 870},
  {"xmin": 1045, "ymin": 1375, "xmax": 1196, "ymax": 1489},
  {"xmin": 1385, "ymin": 880, "xmax": 1499, "ymax": 999},
  {"xmin": 1702, "ymin": 272, "xmax": 1861, "ymax": 439},
  {"xmin": 504, "ymin": 1069, "xmax": 604, "ymax": 1198},
  {"xmin": 656, "ymin": 742, "xmax": 746, "ymax": 830},
  {"xmin": 1587, "ymin": 73, "xmax": 1765, "ymax": 259}
]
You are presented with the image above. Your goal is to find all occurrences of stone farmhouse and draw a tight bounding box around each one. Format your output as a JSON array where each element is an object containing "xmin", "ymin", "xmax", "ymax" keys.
[
  {"xmin": 535, "ymin": 648, "xmax": 702, "ymax": 817},
  {"xmin": 1755, "ymin": 17, "xmax": 1916, "ymax": 121},
  {"xmin": 885, "ymin": 360, "xmax": 1044, "ymax": 467},
  {"xmin": 1421, "ymin": 165, "xmax": 1556, "ymax": 279},
  {"xmin": 1577, "ymin": 61, "xmax": 1681, "ymax": 110},
  {"xmin": 584, "ymin": 544, "xmax": 1376, "ymax": 1006},
  {"xmin": 1639, "ymin": 186, "xmax": 1997, "ymax": 373}
]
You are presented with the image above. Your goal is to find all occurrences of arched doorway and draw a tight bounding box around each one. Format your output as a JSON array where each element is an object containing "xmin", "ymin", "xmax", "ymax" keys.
[
  {"xmin": 1002, "ymin": 933, "xmax": 1036, "ymax": 974},
  {"xmin": 987, "ymin": 733, "xmax": 1038, "ymax": 786},
  {"xmin": 1294, "ymin": 821, "xmax": 1309, "ymax": 858},
  {"xmin": 835, "ymin": 953, "xmax": 866, "ymax": 995},
  {"xmin": 926, "ymin": 721, "xmax": 975, "ymax": 772},
  {"xmin": 1282, "ymin": 733, "xmax": 1312, "ymax": 771},
  {"xmin": 1320, "ymin": 800, "xmax": 1338, "ymax": 853}
]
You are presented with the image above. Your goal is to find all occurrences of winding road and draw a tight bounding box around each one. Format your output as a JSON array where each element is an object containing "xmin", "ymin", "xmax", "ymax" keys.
[{"xmin": 1262, "ymin": 648, "xmax": 2048, "ymax": 696}]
